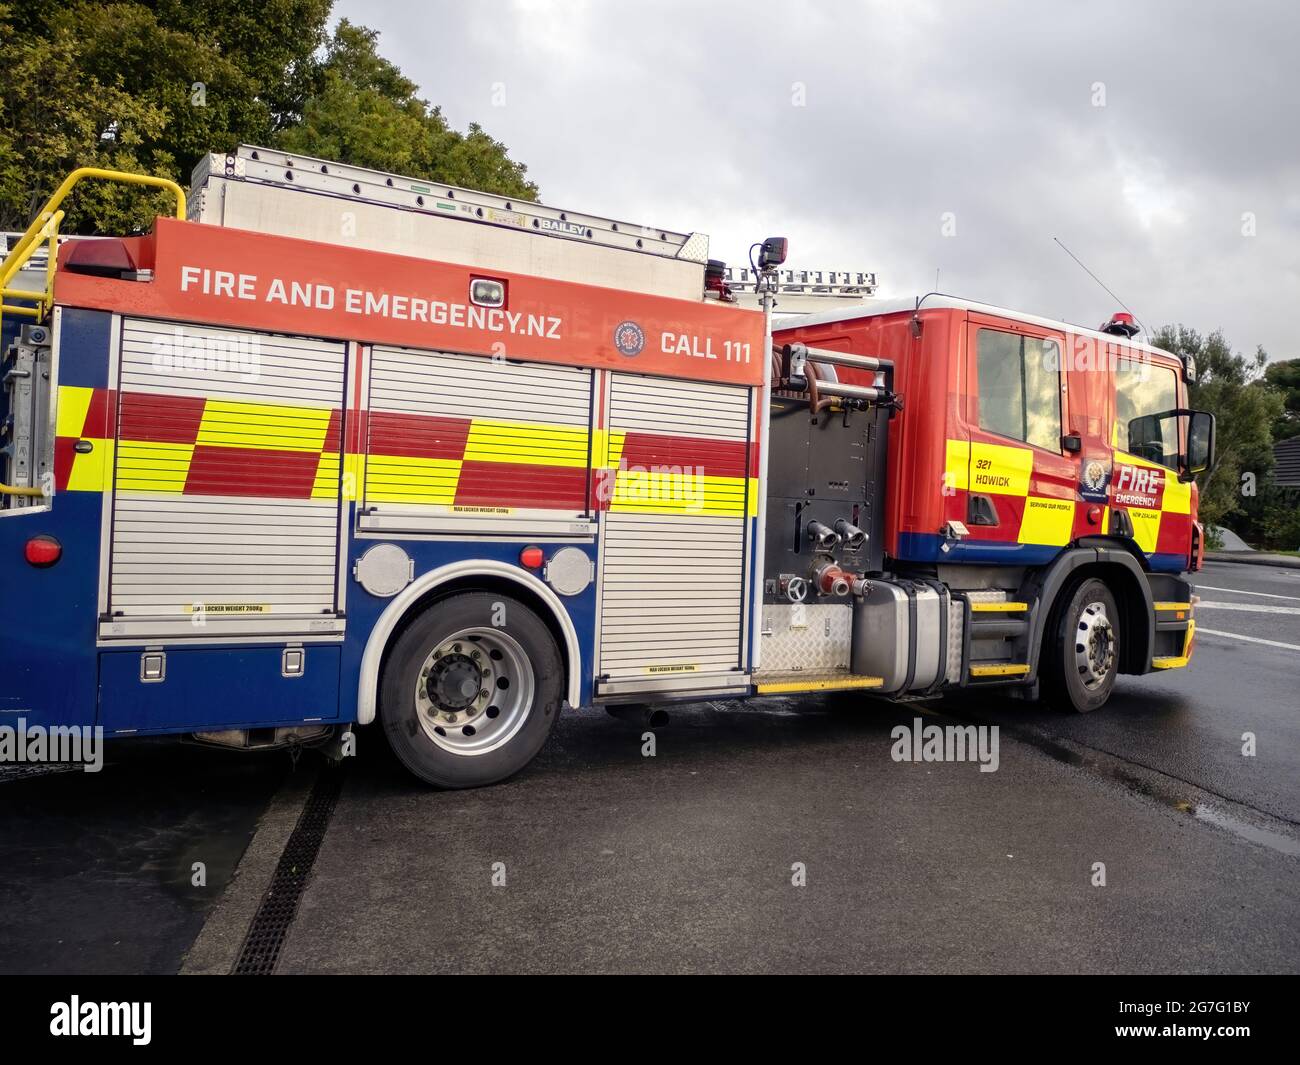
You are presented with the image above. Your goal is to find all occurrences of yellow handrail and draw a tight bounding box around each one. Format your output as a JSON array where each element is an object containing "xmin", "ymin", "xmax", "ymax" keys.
[
  {"xmin": 0, "ymin": 167, "xmax": 186, "ymax": 284},
  {"xmin": 1, "ymin": 482, "xmax": 46, "ymax": 498},
  {"xmin": 0, "ymin": 210, "xmax": 63, "ymax": 321},
  {"xmin": 1, "ymin": 168, "xmax": 186, "ymax": 337},
  {"xmin": 1, "ymin": 168, "xmax": 184, "ymax": 500}
]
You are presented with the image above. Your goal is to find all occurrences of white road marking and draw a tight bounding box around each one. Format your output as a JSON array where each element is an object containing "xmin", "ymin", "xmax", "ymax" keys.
[
  {"xmin": 1195, "ymin": 584, "xmax": 1300, "ymax": 602},
  {"xmin": 1195, "ymin": 601, "xmax": 1300, "ymax": 615},
  {"xmin": 1197, "ymin": 627, "xmax": 1300, "ymax": 652}
]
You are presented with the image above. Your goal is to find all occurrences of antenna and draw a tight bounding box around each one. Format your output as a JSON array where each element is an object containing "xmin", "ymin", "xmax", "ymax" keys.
[{"xmin": 1053, "ymin": 237, "xmax": 1149, "ymax": 336}]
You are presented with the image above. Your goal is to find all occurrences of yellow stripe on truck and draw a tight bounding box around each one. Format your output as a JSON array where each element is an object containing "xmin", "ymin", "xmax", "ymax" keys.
[
  {"xmin": 363, "ymin": 456, "xmax": 462, "ymax": 506},
  {"xmin": 944, "ymin": 439, "xmax": 970, "ymax": 491},
  {"xmin": 1127, "ymin": 507, "xmax": 1161, "ymax": 553},
  {"xmin": 609, "ymin": 470, "xmax": 748, "ymax": 516},
  {"xmin": 195, "ymin": 400, "xmax": 333, "ymax": 452},
  {"xmin": 1018, "ymin": 496, "xmax": 1075, "ymax": 546},
  {"xmin": 463, "ymin": 419, "xmax": 590, "ymax": 468},
  {"xmin": 55, "ymin": 385, "xmax": 95, "ymax": 437},
  {"xmin": 969, "ymin": 441, "xmax": 1033, "ymax": 497},
  {"xmin": 114, "ymin": 441, "xmax": 194, "ymax": 494},
  {"xmin": 67, "ymin": 438, "xmax": 114, "ymax": 492}
]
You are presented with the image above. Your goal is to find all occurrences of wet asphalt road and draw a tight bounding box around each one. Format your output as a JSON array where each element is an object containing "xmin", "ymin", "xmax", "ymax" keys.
[
  {"xmin": 1, "ymin": 561, "xmax": 1296, "ymax": 974},
  {"xmin": 0, "ymin": 740, "xmax": 290, "ymax": 974}
]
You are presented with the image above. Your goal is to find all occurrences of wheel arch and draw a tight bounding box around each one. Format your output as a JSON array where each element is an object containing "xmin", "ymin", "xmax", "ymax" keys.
[
  {"xmin": 1026, "ymin": 545, "xmax": 1155, "ymax": 677},
  {"xmin": 356, "ymin": 560, "xmax": 582, "ymax": 725}
]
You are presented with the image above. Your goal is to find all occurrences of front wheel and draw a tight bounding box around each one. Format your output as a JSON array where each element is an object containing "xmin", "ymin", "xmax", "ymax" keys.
[
  {"xmin": 380, "ymin": 592, "xmax": 564, "ymax": 787},
  {"xmin": 1042, "ymin": 577, "xmax": 1120, "ymax": 713}
]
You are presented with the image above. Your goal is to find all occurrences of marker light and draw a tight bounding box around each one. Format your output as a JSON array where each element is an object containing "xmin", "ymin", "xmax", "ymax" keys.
[
  {"xmin": 519, "ymin": 546, "xmax": 544, "ymax": 569},
  {"xmin": 25, "ymin": 535, "xmax": 62, "ymax": 567},
  {"xmin": 470, "ymin": 278, "xmax": 506, "ymax": 308}
]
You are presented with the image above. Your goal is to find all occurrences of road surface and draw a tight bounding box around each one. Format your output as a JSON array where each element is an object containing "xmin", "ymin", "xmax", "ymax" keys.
[{"xmin": 2, "ymin": 560, "xmax": 1296, "ymax": 974}]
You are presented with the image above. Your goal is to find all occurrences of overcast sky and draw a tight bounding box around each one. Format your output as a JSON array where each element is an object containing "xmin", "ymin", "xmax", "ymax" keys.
[{"xmin": 334, "ymin": 0, "xmax": 1297, "ymax": 360}]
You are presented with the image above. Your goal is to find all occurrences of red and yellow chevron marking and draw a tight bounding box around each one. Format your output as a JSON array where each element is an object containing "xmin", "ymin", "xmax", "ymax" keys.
[
  {"xmin": 943, "ymin": 437, "xmax": 1193, "ymax": 556},
  {"xmin": 1106, "ymin": 448, "xmax": 1192, "ymax": 555},
  {"xmin": 54, "ymin": 386, "xmax": 756, "ymax": 516},
  {"xmin": 944, "ymin": 439, "xmax": 1075, "ymax": 547}
]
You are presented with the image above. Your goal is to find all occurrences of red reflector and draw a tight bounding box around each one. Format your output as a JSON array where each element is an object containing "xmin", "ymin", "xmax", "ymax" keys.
[
  {"xmin": 25, "ymin": 535, "xmax": 62, "ymax": 567},
  {"xmin": 519, "ymin": 546, "xmax": 544, "ymax": 569}
]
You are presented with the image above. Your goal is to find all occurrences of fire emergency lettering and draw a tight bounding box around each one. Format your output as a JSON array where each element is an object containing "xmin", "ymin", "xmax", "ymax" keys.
[
  {"xmin": 178, "ymin": 265, "xmax": 563, "ymax": 340},
  {"xmin": 1113, "ymin": 464, "xmax": 1163, "ymax": 507}
]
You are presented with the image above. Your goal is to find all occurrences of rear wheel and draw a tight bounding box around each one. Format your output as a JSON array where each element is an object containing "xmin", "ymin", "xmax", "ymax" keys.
[
  {"xmin": 380, "ymin": 592, "xmax": 564, "ymax": 787},
  {"xmin": 1043, "ymin": 577, "xmax": 1120, "ymax": 713}
]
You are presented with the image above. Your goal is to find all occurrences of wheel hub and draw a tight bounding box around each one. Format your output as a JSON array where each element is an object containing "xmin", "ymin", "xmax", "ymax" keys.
[
  {"xmin": 425, "ymin": 651, "xmax": 483, "ymax": 712},
  {"xmin": 413, "ymin": 628, "xmax": 535, "ymax": 756},
  {"xmin": 1074, "ymin": 601, "xmax": 1115, "ymax": 690}
]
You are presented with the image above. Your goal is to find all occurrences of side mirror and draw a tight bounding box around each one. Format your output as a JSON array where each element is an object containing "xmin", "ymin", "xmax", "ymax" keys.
[{"xmin": 1186, "ymin": 410, "xmax": 1215, "ymax": 478}]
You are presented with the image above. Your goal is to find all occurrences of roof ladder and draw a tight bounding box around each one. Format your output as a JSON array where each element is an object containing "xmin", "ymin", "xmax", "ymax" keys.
[{"xmin": 191, "ymin": 145, "xmax": 711, "ymax": 263}]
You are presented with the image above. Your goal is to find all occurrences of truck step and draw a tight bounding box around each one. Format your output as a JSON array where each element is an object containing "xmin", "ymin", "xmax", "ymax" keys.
[
  {"xmin": 968, "ymin": 663, "xmax": 1030, "ymax": 678},
  {"xmin": 753, "ymin": 670, "xmax": 884, "ymax": 695}
]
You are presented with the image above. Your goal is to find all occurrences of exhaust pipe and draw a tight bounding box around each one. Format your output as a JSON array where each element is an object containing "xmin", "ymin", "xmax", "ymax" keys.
[
  {"xmin": 605, "ymin": 703, "xmax": 670, "ymax": 729},
  {"xmin": 834, "ymin": 518, "xmax": 868, "ymax": 551},
  {"xmin": 807, "ymin": 520, "xmax": 841, "ymax": 550}
]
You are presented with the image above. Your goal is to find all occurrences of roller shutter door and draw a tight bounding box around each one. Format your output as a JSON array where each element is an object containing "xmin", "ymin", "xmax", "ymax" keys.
[
  {"xmin": 105, "ymin": 319, "xmax": 347, "ymax": 637},
  {"xmin": 597, "ymin": 373, "xmax": 753, "ymax": 687},
  {"xmin": 362, "ymin": 346, "xmax": 595, "ymax": 534}
]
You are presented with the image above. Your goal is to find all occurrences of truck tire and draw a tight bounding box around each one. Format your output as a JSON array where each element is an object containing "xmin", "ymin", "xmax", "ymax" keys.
[
  {"xmin": 1042, "ymin": 577, "xmax": 1120, "ymax": 714},
  {"xmin": 379, "ymin": 592, "xmax": 564, "ymax": 788}
]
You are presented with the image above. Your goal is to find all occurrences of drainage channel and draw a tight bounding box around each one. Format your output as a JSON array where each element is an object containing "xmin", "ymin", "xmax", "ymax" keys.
[
  {"xmin": 918, "ymin": 704, "xmax": 1300, "ymax": 859},
  {"xmin": 232, "ymin": 765, "xmax": 346, "ymax": 975}
]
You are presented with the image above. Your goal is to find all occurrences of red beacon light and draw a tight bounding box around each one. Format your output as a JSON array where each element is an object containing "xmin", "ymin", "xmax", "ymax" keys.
[
  {"xmin": 1100, "ymin": 311, "xmax": 1140, "ymax": 338},
  {"xmin": 704, "ymin": 260, "xmax": 737, "ymax": 303}
]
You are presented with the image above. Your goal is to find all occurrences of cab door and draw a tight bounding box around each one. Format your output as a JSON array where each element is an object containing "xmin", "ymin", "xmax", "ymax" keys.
[{"xmin": 960, "ymin": 314, "xmax": 1077, "ymax": 562}]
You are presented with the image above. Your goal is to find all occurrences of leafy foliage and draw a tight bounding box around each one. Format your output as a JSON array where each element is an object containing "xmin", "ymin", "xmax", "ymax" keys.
[
  {"xmin": 1263, "ymin": 358, "xmax": 1300, "ymax": 441},
  {"xmin": 0, "ymin": 3, "xmax": 534, "ymax": 235},
  {"xmin": 274, "ymin": 22, "xmax": 536, "ymax": 199}
]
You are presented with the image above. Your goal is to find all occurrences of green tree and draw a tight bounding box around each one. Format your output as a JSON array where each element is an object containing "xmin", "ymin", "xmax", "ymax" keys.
[
  {"xmin": 0, "ymin": 4, "xmax": 535, "ymax": 235},
  {"xmin": 1263, "ymin": 358, "xmax": 1300, "ymax": 440},
  {"xmin": 275, "ymin": 21, "xmax": 537, "ymax": 200},
  {"xmin": 1151, "ymin": 325, "xmax": 1283, "ymax": 532},
  {"xmin": 0, "ymin": 0, "xmax": 332, "ymax": 233}
]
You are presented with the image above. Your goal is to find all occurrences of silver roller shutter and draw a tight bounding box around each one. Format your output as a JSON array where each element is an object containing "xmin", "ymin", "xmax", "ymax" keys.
[
  {"xmin": 104, "ymin": 319, "xmax": 348, "ymax": 639},
  {"xmin": 362, "ymin": 346, "xmax": 595, "ymax": 535},
  {"xmin": 597, "ymin": 373, "xmax": 753, "ymax": 690}
]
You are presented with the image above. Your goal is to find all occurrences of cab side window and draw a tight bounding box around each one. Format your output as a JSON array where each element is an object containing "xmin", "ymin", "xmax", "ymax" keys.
[
  {"xmin": 975, "ymin": 329, "xmax": 1061, "ymax": 452},
  {"xmin": 1116, "ymin": 358, "xmax": 1179, "ymax": 470}
]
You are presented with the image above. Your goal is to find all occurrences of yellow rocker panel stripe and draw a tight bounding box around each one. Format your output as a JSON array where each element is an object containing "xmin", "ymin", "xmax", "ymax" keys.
[
  {"xmin": 755, "ymin": 675, "xmax": 885, "ymax": 694},
  {"xmin": 969, "ymin": 663, "xmax": 1030, "ymax": 677}
]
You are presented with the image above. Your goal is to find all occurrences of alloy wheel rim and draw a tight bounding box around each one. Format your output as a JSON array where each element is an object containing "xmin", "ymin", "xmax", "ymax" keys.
[{"xmin": 414, "ymin": 627, "xmax": 535, "ymax": 755}]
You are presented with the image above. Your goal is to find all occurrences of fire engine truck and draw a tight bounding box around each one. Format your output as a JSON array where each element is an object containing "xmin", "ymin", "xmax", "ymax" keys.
[{"xmin": 0, "ymin": 147, "xmax": 1213, "ymax": 787}]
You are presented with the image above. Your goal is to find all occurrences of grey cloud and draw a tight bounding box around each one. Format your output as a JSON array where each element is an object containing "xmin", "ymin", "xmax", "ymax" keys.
[{"xmin": 336, "ymin": 0, "xmax": 1298, "ymax": 358}]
